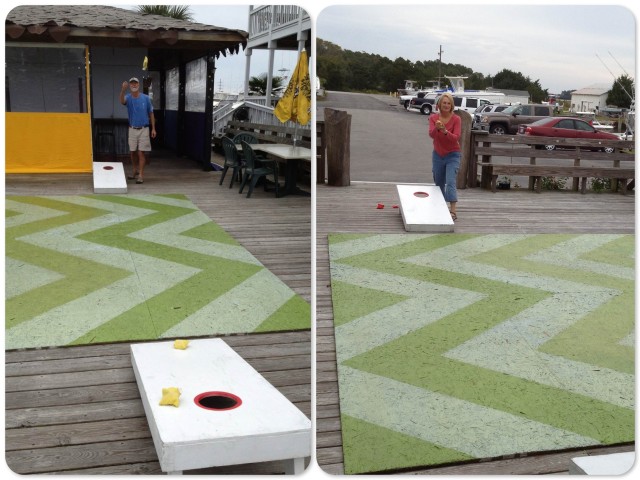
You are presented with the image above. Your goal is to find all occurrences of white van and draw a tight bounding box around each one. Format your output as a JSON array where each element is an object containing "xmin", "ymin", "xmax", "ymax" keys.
[{"xmin": 426, "ymin": 95, "xmax": 493, "ymax": 115}]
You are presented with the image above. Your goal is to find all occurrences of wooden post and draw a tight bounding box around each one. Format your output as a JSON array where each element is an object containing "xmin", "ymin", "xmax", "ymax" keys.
[
  {"xmin": 456, "ymin": 110, "xmax": 472, "ymax": 189},
  {"xmin": 325, "ymin": 108, "xmax": 351, "ymax": 186},
  {"xmin": 316, "ymin": 120, "xmax": 326, "ymax": 184}
]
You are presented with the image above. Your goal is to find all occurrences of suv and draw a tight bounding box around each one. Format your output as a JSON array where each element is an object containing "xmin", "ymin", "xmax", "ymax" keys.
[
  {"xmin": 477, "ymin": 104, "xmax": 555, "ymax": 134},
  {"xmin": 409, "ymin": 92, "xmax": 439, "ymax": 114},
  {"xmin": 400, "ymin": 90, "xmax": 428, "ymax": 109},
  {"xmin": 472, "ymin": 103, "xmax": 511, "ymax": 128},
  {"xmin": 410, "ymin": 94, "xmax": 491, "ymax": 115},
  {"xmin": 450, "ymin": 96, "xmax": 492, "ymax": 115}
]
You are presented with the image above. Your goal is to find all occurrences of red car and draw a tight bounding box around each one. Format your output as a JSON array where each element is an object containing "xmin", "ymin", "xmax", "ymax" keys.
[{"xmin": 518, "ymin": 117, "xmax": 619, "ymax": 152}]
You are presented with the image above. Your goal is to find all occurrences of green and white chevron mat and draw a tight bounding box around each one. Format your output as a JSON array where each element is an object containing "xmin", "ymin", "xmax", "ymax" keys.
[
  {"xmin": 5, "ymin": 194, "xmax": 310, "ymax": 350},
  {"xmin": 329, "ymin": 233, "xmax": 634, "ymax": 474}
]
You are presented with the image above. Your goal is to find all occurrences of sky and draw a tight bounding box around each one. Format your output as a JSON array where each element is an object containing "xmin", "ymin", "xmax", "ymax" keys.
[{"xmin": 315, "ymin": 2, "xmax": 636, "ymax": 94}]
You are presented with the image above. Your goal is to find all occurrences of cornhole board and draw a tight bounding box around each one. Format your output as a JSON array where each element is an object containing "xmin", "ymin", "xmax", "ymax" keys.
[
  {"xmin": 396, "ymin": 184, "xmax": 455, "ymax": 232},
  {"xmin": 131, "ymin": 338, "xmax": 311, "ymax": 474},
  {"xmin": 569, "ymin": 451, "xmax": 635, "ymax": 475},
  {"xmin": 93, "ymin": 162, "xmax": 127, "ymax": 194}
]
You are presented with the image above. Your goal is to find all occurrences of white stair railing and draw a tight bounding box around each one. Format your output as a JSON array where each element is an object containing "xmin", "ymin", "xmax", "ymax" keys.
[{"xmin": 212, "ymin": 100, "xmax": 311, "ymax": 144}]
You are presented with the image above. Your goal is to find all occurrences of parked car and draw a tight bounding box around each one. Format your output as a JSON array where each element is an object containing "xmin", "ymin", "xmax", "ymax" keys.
[
  {"xmin": 477, "ymin": 103, "xmax": 556, "ymax": 134},
  {"xmin": 518, "ymin": 117, "xmax": 621, "ymax": 152},
  {"xmin": 410, "ymin": 93, "xmax": 492, "ymax": 115},
  {"xmin": 408, "ymin": 91, "xmax": 440, "ymax": 114},
  {"xmin": 472, "ymin": 103, "xmax": 512, "ymax": 128},
  {"xmin": 399, "ymin": 90, "xmax": 424, "ymax": 109}
]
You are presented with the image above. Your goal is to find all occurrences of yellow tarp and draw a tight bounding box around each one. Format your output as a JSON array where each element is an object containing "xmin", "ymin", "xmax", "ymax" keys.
[{"xmin": 5, "ymin": 112, "xmax": 93, "ymax": 173}]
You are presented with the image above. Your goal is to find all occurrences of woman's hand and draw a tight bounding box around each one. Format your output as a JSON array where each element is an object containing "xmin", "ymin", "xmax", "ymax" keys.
[{"xmin": 435, "ymin": 120, "xmax": 445, "ymax": 131}]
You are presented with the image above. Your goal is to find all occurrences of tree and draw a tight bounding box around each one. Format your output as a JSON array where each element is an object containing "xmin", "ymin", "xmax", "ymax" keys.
[
  {"xmin": 248, "ymin": 73, "xmax": 284, "ymax": 96},
  {"xmin": 606, "ymin": 74, "xmax": 634, "ymax": 109},
  {"xmin": 136, "ymin": 5, "xmax": 194, "ymax": 21}
]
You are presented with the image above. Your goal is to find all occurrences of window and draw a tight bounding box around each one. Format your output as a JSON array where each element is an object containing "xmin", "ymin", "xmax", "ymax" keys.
[
  {"xmin": 185, "ymin": 57, "xmax": 207, "ymax": 113},
  {"xmin": 574, "ymin": 120, "xmax": 594, "ymax": 132},
  {"xmin": 5, "ymin": 45, "xmax": 87, "ymax": 113},
  {"xmin": 466, "ymin": 98, "xmax": 478, "ymax": 108},
  {"xmin": 165, "ymin": 67, "xmax": 180, "ymax": 111},
  {"xmin": 556, "ymin": 119, "xmax": 575, "ymax": 129}
]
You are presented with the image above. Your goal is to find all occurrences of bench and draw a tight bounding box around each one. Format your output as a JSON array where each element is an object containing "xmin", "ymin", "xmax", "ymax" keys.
[
  {"xmin": 483, "ymin": 163, "xmax": 635, "ymax": 194},
  {"xmin": 224, "ymin": 120, "xmax": 311, "ymax": 148},
  {"xmin": 472, "ymin": 133, "xmax": 635, "ymax": 194}
]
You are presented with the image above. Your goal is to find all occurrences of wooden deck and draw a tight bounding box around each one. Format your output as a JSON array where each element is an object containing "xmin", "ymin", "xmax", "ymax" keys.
[
  {"xmin": 316, "ymin": 181, "xmax": 635, "ymax": 475},
  {"xmin": 4, "ymin": 151, "xmax": 311, "ymax": 475}
]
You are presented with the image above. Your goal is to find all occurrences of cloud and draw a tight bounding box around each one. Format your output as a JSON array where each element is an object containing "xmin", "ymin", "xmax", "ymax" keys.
[{"xmin": 316, "ymin": 4, "xmax": 635, "ymax": 92}]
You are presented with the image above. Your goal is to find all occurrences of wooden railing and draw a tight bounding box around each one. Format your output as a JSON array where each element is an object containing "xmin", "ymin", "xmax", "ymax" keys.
[
  {"xmin": 470, "ymin": 131, "xmax": 635, "ymax": 194},
  {"xmin": 212, "ymin": 100, "xmax": 310, "ymax": 145},
  {"xmin": 248, "ymin": 5, "xmax": 310, "ymax": 42},
  {"xmin": 223, "ymin": 120, "xmax": 311, "ymax": 148}
]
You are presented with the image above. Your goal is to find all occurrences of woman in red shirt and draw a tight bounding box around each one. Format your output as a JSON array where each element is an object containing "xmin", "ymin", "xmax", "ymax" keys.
[{"xmin": 428, "ymin": 93, "xmax": 461, "ymax": 220}]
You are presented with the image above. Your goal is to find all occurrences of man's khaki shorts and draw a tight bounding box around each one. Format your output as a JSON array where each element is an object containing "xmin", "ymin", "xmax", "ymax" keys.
[{"xmin": 128, "ymin": 127, "xmax": 151, "ymax": 152}]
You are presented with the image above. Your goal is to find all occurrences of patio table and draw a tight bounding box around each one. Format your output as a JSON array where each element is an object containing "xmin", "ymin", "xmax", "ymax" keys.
[{"xmin": 251, "ymin": 144, "xmax": 312, "ymax": 198}]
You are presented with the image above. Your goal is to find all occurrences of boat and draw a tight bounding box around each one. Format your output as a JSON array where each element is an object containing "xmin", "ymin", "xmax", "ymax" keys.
[{"xmin": 444, "ymin": 76, "xmax": 507, "ymax": 104}]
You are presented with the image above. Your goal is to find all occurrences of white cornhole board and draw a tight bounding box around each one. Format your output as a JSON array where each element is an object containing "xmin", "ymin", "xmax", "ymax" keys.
[
  {"xmin": 93, "ymin": 162, "xmax": 127, "ymax": 194},
  {"xmin": 569, "ymin": 451, "xmax": 635, "ymax": 475},
  {"xmin": 131, "ymin": 338, "xmax": 311, "ymax": 474},
  {"xmin": 396, "ymin": 184, "xmax": 455, "ymax": 232}
]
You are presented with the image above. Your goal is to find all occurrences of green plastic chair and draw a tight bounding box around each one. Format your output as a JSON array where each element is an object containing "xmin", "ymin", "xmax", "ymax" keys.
[
  {"xmin": 233, "ymin": 132, "xmax": 274, "ymax": 167},
  {"xmin": 220, "ymin": 137, "xmax": 244, "ymax": 188},
  {"xmin": 238, "ymin": 140, "xmax": 279, "ymax": 198},
  {"xmin": 232, "ymin": 132, "xmax": 259, "ymax": 145}
]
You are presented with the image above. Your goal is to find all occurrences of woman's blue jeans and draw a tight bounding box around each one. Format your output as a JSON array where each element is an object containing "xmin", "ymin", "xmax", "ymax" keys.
[{"xmin": 432, "ymin": 151, "xmax": 461, "ymax": 202}]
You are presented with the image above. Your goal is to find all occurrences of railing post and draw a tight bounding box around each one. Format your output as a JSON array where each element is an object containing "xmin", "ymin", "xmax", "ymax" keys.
[
  {"xmin": 456, "ymin": 110, "xmax": 472, "ymax": 189},
  {"xmin": 325, "ymin": 108, "xmax": 351, "ymax": 187},
  {"xmin": 316, "ymin": 120, "xmax": 326, "ymax": 184}
]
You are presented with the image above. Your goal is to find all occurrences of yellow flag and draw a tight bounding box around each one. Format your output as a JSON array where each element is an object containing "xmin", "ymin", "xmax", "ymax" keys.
[{"xmin": 274, "ymin": 49, "xmax": 311, "ymax": 126}]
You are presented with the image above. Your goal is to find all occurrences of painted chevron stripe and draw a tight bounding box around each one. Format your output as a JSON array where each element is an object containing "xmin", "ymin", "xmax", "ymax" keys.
[
  {"xmin": 329, "ymin": 233, "xmax": 634, "ymax": 474},
  {"xmin": 5, "ymin": 195, "xmax": 310, "ymax": 349},
  {"xmin": 339, "ymin": 366, "xmax": 599, "ymax": 459},
  {"xmin": 332, "ymin": 263, "xmax": 484, "ymax": 362}
]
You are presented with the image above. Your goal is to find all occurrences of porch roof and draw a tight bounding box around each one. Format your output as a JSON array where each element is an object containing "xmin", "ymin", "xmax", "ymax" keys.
[{"xmin": 5, "ymin": 4, "xmax": 248, "ymax": 60}]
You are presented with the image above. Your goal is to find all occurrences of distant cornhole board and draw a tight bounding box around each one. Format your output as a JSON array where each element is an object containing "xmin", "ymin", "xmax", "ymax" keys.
[
  {"xmin": 131, "ymin": 338, "xmax": 311, "ymax": 475},
  {"xmin": 93, "ymin": 161, "xmax": 127, "ymax": 194},
  {"xmin": 569, "ymin": 451, "xmax": 635, "ymax": 475},
  {"xmin": 396, "ymin": 184, "xmax": 454, "ymax": 232}
]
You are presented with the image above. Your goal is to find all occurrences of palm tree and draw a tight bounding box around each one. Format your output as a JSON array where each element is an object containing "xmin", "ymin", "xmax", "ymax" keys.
[
  {"xmin": 248, "ymin": 73, "xmax": 284, "ymax": 96},
  {"xmin": 136, "ymin": 5, "xmax": 194, "ymax": 21}
]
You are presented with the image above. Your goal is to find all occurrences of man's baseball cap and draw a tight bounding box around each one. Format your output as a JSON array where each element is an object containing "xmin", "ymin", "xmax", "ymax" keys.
[{"xmin": 129, "ymin": 77, "xmax": 139, "ymax": 83}]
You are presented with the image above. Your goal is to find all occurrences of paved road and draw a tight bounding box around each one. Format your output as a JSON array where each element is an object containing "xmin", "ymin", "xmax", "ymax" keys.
[{"xmin": 317, "ymin": 91, "xmax": 435, "ymax": 183}]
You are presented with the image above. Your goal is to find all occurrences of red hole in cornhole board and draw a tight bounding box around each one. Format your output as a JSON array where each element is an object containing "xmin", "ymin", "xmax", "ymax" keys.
[
  {"xmin": 103, "ymin": 166, "xmax": 114, "ymax": 170},
  {"xmin": 413, "ymin": 191, "xmax": 429, "ymax": 198},
  {"xmin": 194, "ymin": 391, "xmax": 242, "ymax": 411}
]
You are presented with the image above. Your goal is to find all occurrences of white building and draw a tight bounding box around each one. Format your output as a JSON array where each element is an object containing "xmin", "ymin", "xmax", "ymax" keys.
[
  {"xmin": 570, "ymin": 84, "xmax": 610, "ymax": 113},
  {"xmin": 243, "ymin": 5, "xmax": 311, "ymax": 107}
]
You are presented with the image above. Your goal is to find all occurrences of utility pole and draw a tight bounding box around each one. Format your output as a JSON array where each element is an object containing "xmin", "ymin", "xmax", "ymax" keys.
[{"xmin": 437, "ymin": 45, "xmax": 444, "ymax": 89}]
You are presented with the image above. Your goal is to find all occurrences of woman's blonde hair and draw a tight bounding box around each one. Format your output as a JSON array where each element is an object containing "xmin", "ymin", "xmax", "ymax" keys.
[{"xmin": 437, "ymin": 92, "xmax": 455, "ymax": 111}]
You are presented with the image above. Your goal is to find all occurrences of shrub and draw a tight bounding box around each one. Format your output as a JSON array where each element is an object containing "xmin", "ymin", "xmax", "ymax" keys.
[
  {"xmin": 590, "ymin": 177, "xmax": 612, "ymax": 193},
  {"xmin": 541, "ymin": 176, "xmax": 567, "ymax": 190}
]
